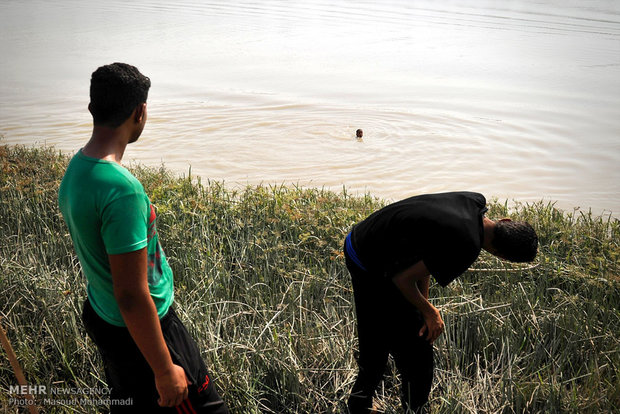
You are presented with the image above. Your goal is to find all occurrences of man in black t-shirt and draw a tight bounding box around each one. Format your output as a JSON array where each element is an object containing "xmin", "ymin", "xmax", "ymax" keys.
[{"xmin": 344, "ymin": 192, "xmax": 538, "ymax": 413}]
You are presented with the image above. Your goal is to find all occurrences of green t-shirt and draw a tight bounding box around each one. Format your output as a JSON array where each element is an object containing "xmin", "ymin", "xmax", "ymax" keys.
[{"xmin": 58, "ymin": 150, "xmax": 174, "ymax": 326}]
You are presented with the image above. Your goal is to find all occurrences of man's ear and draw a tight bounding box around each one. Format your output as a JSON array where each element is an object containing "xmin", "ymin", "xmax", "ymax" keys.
[{"xmin": 134, "ymin": 103, "xmax": 147, "ymax": 122}]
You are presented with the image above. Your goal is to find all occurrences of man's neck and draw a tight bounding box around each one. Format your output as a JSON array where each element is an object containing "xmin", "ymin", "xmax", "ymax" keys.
[
  {"xmin": 82, "ymin": 126, "xmax": 130, "ymax": 164},
  {"xmin": 481, "ymin": 217, "xmax": 497, "ymax": 253}
]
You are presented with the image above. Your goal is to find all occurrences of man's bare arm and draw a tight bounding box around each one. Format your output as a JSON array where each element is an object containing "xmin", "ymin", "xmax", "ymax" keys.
[
  {"xmin": 417, "ymin": 273, "xmax": 430, "ymax": 299},
  {"xmin": 109, "ymin": 248, "xmax": 188, "ymax": 407},
  {"xmin": 392, "ymin": 261, "xmax": 444, "ymax": 343}
]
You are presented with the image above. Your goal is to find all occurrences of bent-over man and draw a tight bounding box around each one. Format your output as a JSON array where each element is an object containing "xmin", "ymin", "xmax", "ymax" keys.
[{"xmin": 344, "ymin": 191, "xmax": 538, "ymax": 413}]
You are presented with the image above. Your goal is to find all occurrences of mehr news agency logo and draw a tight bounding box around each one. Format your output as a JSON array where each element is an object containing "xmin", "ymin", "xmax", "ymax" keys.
[{"xmin": 9, "ymin": 384, "xmax": 133, "ymax": 408}]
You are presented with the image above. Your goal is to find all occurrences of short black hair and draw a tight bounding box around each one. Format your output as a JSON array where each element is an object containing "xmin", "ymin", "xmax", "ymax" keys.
[
  {"xmin": 89, "ymin": 63, "xmax": 151, "ymax": 127},
  {"xmin": 493, "ymin": 220, "xmax": 538, "ymax": 262}
]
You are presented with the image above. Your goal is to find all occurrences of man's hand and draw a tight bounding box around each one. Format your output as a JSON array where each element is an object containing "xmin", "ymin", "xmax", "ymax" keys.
[
  {"xmin": 155, "ymin": 363, "xmax": 189, "ymax": 407},
  {"xmin": 419, "ymin": 306, "xmax": 444, "ymax": 344}
]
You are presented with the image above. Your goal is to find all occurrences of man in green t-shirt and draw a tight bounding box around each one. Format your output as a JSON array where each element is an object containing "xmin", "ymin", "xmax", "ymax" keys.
[{"xmin": 58, "ymin": 63, "xmax": 228, "ymax": 413}]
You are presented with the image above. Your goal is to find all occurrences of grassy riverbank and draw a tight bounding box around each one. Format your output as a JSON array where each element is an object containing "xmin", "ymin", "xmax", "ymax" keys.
[{"xmin": 1, "ymin": 144, "xmax": 618, "ymax": 413}]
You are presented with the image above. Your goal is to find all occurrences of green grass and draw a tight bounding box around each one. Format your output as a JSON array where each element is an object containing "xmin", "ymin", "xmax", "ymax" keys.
[{"xmin": 1, "ymin": 144, "xmax": 618, "ymax": 413}]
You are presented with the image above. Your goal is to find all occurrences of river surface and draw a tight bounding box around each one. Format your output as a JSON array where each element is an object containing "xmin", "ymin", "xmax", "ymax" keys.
[{"xmin": 1, "ymin": 0, "xmax": 619, "ymax": 215}]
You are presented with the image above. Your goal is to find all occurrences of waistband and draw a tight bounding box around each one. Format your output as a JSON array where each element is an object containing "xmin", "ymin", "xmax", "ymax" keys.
[{"xmin": 345, "ymin": 231, "xmax": 368, "ymax": 272}]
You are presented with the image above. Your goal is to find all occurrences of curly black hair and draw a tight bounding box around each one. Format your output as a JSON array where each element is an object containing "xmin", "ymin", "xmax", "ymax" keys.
[
  {"xmin": 89, "ymin": 63, "xmax": 151, "ymax": 127},
  {"xmin": 493, "ymin": 220, "xmax": 538, "ymax": 262}
]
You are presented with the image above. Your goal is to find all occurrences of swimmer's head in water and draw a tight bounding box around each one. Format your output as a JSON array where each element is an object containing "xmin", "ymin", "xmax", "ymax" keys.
[{"xmin": 356, "ymin": 129, "xmax": 363, "ymax": 138}]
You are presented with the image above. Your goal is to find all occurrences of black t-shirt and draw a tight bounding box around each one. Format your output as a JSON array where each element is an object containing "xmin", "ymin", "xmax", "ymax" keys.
[{"xmin": 351, "ymin": 191, "xmax": 487, "ymax": 286}]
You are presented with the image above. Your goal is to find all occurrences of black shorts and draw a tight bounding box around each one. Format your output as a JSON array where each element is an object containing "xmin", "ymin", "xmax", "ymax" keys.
[{"xmin": 82, "ymin": 299, "xmax": 229, "ymax": 413}]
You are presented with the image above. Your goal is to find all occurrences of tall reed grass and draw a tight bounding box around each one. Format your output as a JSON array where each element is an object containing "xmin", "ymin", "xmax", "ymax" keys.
[{"xmin": 1, "ymin": 144, "xmax": 618, "ymax": 413}]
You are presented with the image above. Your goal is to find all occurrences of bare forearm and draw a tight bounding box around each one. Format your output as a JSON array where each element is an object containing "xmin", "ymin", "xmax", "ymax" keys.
[
  {"xmin": 117, "ymin": 293, "xmax": 173, "ymax": 376},
  {"xmin": 109, "ymin": 248, "xmax": 187, "ymax": 407},
  {"xmin": 396, "ymin": 277, "xmax": 434, "ymax": 315},
  {"xmin": 392, "ymin": 264, "xmax": 435, "ymax": 316},
  {"xmin": 417, "ymin": 274, "xmax": 430, "ymax": 299},
  {"xmin": 392, "ymin": 261, "xmax": 444, "ymax": 343}
]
